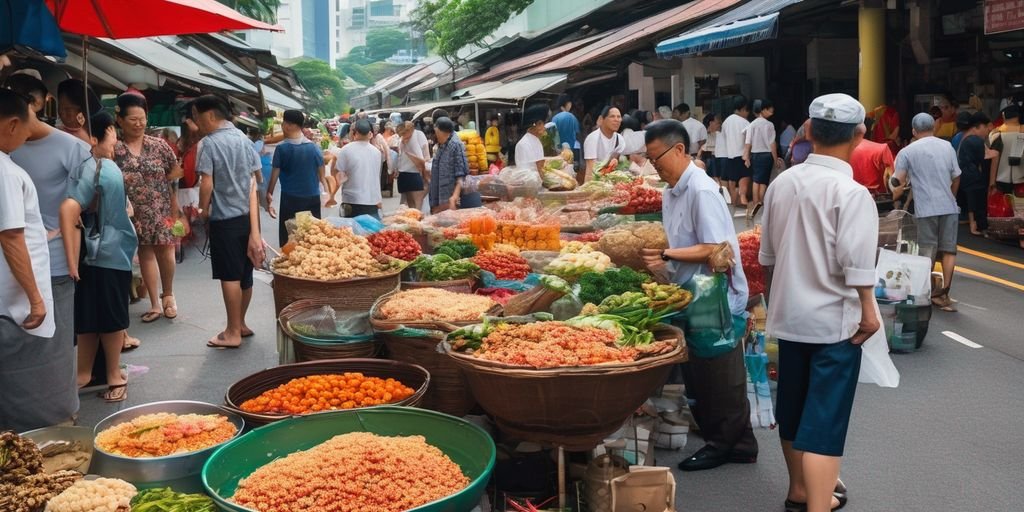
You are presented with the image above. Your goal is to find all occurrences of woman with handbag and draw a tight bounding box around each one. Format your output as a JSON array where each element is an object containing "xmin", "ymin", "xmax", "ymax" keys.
[{"xmin": 60, "ymin": 112, "xmax": 139, "ymax": 402}]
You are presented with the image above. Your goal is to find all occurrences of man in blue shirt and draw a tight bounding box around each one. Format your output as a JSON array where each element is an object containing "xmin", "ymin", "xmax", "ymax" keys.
[
  {"xmin": 265, "ymin": 110, "xmax": 327, "ymax": 246},
  {"xmin": 640, "ymin": 120, "xmax": 756, "ymax": 472},
  {"xmin": 551, "ymin": 95, "xmax": 580, "ymax": 170}
]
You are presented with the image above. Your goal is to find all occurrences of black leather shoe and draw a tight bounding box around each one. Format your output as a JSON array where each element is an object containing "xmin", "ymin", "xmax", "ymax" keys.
[
  {"xmin": 729, "ymin": 448, "xmax": 758, "ymax": 464},
  {"xmin": 677, "ymin": 445, "xmax": 731, "ymax": 471}
]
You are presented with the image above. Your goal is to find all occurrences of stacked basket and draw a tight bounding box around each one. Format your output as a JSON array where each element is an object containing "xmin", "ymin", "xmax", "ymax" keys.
[
  {"xmin": 271, "ymin": 267, "xmax": 402, "ymax": 317},
  {"xmin": 278, "ymin": 298, "xmax": 380, "ymax": 362}
]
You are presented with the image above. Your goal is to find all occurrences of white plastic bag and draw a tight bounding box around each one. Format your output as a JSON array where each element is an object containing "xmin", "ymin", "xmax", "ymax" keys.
[
  {"xmin": 875, "ymin": 248, "xmax": 932, "ymax": 305},
  {"xmin": 858, "ymin": 299, "xmax": 900, "ymax": 388}
]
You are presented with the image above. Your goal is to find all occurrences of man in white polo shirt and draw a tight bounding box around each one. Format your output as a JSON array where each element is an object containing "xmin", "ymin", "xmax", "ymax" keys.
[
  {"xmin": 743, "ymin": 99, "xmax": 778, "ymax": 219},
  {"xmin": 336, "ymin": 119, "xmax": 384, "ymax": 219},
  {"xmin": 760, "ymin": 93, "xmax": 880, "ymax": 512},
  {"xmin": 674, "ymin": 103, "xmax": 707, "ymax": 158}
]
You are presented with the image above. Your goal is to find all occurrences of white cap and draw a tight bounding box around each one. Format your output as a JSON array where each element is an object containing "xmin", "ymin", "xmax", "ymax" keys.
[
  {"xmin": 808, "ymin": 93, "xmax": 865, "ymax": 124},
  {"xmin": 10, "ymin": 68, "xmax": 42, "ymax": 80}
]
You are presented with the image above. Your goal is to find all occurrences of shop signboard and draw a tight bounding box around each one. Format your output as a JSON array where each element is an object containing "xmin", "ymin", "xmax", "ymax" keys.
[{"xmin": 985, "ymin": 0, "xmax": 1024, "ymax": 35}]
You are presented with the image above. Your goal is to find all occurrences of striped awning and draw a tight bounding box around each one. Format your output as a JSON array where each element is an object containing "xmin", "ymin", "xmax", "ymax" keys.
[{"xmin": 656, "ymin": 12, "xmax": 780, "ymax": 58}]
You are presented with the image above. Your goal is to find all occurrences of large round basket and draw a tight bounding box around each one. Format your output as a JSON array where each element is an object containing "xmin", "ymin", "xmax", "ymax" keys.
[
  {"xmin": 443, "ymin": 324, "xmax": 687, "ymax": 451},
  {"xmin": 278, "ymin": 298, "xmax": 380, "ymax": 362},
  {"xmin": 401, "ymin": 278, "xmax": 476, "ymax": 294},
  {"xmin": 202, "ymin": 407, "xmax": 495, "ymax": 512},
  {"xmin": 368, "ymin": 289, "xmax": 502, "ymax": 332},
  {"xmin": 376, "ymin": 328, "xmax": 477, "ymax": 417},
  {"xmin": 223, "ymin": 359, "xmax": 430, "ymax": 427},
  {"xmin": 270, "ymin": 268, "xmax": 401, "ymax": 317}
]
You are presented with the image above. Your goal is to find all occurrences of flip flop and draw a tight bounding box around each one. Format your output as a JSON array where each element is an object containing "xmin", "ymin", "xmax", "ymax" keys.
[
  {"xmin": 206, "ymin": 333, "xmax": 241, "ymax": 349},
  {"xmin": 122, "ymin": 335, "xmax": 141, "ymax": 352},
  {"xmin": 141, "ymin": 310, "xmax": 162, "ymax": 323},
  {"xmin": 100, "ymin": 383, "xmax": 128, "ymax": 403},
  {"xmin": 161, "ymin": 293, "xmax": 178, "ymax": 319}
]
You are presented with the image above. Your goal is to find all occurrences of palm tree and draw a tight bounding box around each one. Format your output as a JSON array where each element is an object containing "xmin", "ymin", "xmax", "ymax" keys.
[{"xmin": 218, "ymin": 0, "xmax": 280, "ymax": 23}]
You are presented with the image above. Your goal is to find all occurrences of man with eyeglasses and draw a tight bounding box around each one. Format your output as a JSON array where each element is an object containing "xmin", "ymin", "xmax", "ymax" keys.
[{"xmin": 639, "ymin": 120, "xmax": 756, "ymax": 472}]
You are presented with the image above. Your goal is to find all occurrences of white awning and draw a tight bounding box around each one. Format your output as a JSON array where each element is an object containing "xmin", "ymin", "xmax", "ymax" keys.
[{"xmin": 471, "ymin": 73, "xmax": 567, "ymax": 102}]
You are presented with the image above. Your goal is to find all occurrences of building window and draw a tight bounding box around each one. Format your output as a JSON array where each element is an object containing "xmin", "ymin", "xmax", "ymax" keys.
[
  {"xmin": 351, "ymin": 7, "xmax": 366, "ymax": 28},
  {"xmin": 369, "ymin": 0, "xmax": 394, "ymax": 17}
]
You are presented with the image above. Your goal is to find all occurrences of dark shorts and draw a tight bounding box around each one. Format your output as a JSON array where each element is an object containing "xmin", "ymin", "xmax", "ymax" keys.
[
  {"xmin": 751, "ymin": 152, "xmax": 774, "ymax": 185},
  {"xmin": 917, "ymin": 213, "xmax": 959, "ymax": 257},
  {"xmin": 459, "ymin": 192, "xmax": 483, "ymax": 209},
  {"xmin": 397, "ymin": 172, "xmax": 425, "ymax": 193},
  {"xmin": 75, "ymin": 265, "xmax": 131, "ymax": 334},
  {"xmin": 725, "ymin": 157, "xmax": 750, "ymax": 182},
  {"xmin": 700, "ymin": 152, "xmax": 717, "ymax": 178},
  {"xmin": 209, "ymin": 215, "xmax": 254, "ymax": 290},
  {"xmin": 343, "ymin": 203, "xmax": 381, "ymax": 219},
  {"xmin": 777, "ymin": 339, "xmax": 862, "ymax": 457}
]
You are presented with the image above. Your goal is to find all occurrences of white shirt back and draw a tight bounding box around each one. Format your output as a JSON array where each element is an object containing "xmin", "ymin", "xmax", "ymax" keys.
[
  {"xmin": 336, "ymin": 140, "xmax": 384, "ymax": 206},
  {"xmin": 0, "ymin": 152, "xmax": 55, "ymax": 337},
  {"xmin": 396, "ymin": 130, "xmax": 429, "ymax": 174},
  {"xmin": 758, "ymin": 154, "xmax": 878, "ymax": 344},
  {"xmin": 682, "ymin": 117, "xmax": 708, "ymax": 155},
  {"xmin": 745, "ymin": 117, "xmax": 776, "ymax": 154},
  {"xmin": 515, "ymin": 132, "xmax": 545, "ymax": 168},
  {"xmin": 721, "ymin": 114, "xmax": 750, "ymax": 158}
]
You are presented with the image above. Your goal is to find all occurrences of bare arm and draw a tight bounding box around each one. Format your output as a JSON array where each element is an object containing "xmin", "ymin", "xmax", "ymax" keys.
[
  {"xmin": 0, "ymin": 229, "xmax": 46, "ymax": 329},
  {"xmin": 851, "ymin": 286, "xmax": 880, "ymax": 345},
  {"xmin": 266, "ymin": 167, "xmax": 280, "ymax": 205},
  {"xmin": 247, "ymin": 176, "xmax": 265, "ymax": 264},
  {"xmin": 534, "ymin": 159, "xmax": 545, "ymax": 178},
  {"xmin": 59, "ymin": 199, "xmax": 83, "ymax": 281},
  {"xmin": 663, "ymin": 244, "xmax": 718, "ymax": 263},
  {"xmin": 951, "ymin": 176, "xmax": 960, "ymax": 197},
  {"xmin": 585, "ymin": 159, "xmax": 595, "ymax": 181},
  {"xmin": 198, "ymin": 173, "xmax": 213, "ymax": 219}
]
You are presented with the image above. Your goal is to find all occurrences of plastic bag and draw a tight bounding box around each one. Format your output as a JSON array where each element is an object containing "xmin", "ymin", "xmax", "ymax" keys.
[
  {"xmin": 354, "ymin": 214, "xmax": 385, "ymax": 234},
  {"xmin": 592, "ymin": 213, "xmax": 626, "ymax": 230},
  {"xmin": 542, "ymin": 167, "xmax": 578, "ymax": 191},
  {"xmin": 675, "ymin": 273, "xmax": 741, "ymax": 359},
  {"xmin": 875, "ymin": 248, "xmax": 932, "ymax": 305},
  {"xmin": 325, "ymin": 216, "xmax": 371, "ymax": 237},
  {"xmin": 478, "ymin": 270, "xmax": 541, "ymax": 292},
  {"xmin": 287, "ymin": 306, "xmax": 374, "ymax": 343},
  {"xmin": 498, "ymin": 165, "xmax": 543, "ymax": 190},
  {"xmin": 858, "ymin": 302, "xmax": 900, "ymax": 388},
  {"xmin": 988, "ymin": 189, "xmax": 1014, "ymax": 218}
]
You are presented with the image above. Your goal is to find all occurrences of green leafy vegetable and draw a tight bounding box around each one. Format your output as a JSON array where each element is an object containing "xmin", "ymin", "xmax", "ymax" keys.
[
  {"xmin": 433, "ymin": 239, "xmax": 478, "ymax": 260},
  {"xmin": 130, "ymin": 487, "xmax": 218, "ymax": 512},
  {"xmin": 411, "ymin": 254, "xmax": 480, "ymax": 281},
  {"xmin": 577, "ymin": 267, "xmax": 651, "ymax": 306}
]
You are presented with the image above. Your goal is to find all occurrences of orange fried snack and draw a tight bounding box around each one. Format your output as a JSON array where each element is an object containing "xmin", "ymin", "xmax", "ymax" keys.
[{"xmin": 239, "ymin": 373, "xmax": 415, "ymax": 415}]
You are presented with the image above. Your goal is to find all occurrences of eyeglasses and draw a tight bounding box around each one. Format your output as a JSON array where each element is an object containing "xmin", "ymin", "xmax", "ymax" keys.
[{"xmin": 641, "ymin": 144, "xmax": 678, "ymax": 165}]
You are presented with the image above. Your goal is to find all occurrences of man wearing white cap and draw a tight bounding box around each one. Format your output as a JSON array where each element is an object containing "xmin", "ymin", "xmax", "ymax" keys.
[{"xmin": 760, "ymin": 93, "xmax": 881, "ymax": 512}]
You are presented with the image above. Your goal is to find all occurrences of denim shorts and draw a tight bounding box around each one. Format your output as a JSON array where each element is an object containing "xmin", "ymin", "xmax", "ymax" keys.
[
  {"xmin": 751, "ymin": 152, "xmax": 774, "ymax": 185},
  {"xmin": 776, "ymin": 339, "xmax": 862, "ymax": 457}
]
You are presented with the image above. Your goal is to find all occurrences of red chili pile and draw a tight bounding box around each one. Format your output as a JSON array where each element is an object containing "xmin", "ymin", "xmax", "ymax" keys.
[
  {"xmin": 368, "ymin": 230, "xmax": 421, "ymax": 261},
  {"xmin": 737, "ymin": 227, "xmax": 765, "ymax": 296},
  {"xmin": 472, "ymin": 251, "xmax": 531, "ymax": 280}
]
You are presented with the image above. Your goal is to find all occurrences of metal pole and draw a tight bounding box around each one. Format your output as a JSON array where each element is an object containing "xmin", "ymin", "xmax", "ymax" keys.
[
  {"xmin": 558, "ymin": 445, "xmax": 566, "ymax": 510},
  {"xmin": 474, "ymin": 101, "xmax": 481, "ymax": 136},
  {"xmin": 82, "ymin": 36, "xmax": 92, "ymax": 135}
]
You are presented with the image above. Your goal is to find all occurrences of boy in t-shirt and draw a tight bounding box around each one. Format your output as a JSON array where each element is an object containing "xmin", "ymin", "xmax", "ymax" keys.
[{"xmin": 265, "ymin": 110, "xmax": 328, "ymax": 246}]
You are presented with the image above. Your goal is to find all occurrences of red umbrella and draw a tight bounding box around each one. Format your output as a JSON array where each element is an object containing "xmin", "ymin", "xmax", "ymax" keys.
[{"xmin": 45, "ymin": 0, "xmax": 281, "ymax": 38}]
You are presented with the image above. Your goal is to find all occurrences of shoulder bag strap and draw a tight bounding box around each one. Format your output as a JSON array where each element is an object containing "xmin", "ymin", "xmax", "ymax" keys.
[{"xmin": 92, "ymin": 158, "xmax": 103, "ymax": 231}]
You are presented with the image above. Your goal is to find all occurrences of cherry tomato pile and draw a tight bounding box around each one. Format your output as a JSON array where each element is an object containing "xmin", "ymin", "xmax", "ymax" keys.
[
  {"xmin": 368, "ymin": 230, "xmax": 422, "ymax": 261},
  {"xmin": 472, "ymin": 250, "xmax": 532, "ymax": 280},
  {"xmin": 738, "ymin": 227, "xmax": 765, "ymax": 296},
  {"xmin": 625, "ymin": 186, "xmax": 662, "ymax": 214}
]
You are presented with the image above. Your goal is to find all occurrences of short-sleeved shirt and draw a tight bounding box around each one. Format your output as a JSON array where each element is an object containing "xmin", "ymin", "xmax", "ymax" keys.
[
  {"xmin": 583, "ymin": 130, "xmax": 625, "ymax": 162},
  {"xmin": 396, "ymin": 130, "xmax": 429, "ymax": 174},
  {"xmin": 272, "ymin": 138, "xmax": 323, "ymax": 197},
  {"xmin": 893, "ymin": 136, "xmax": 962, "ymax": 218},
  {"xmin": 196, "ymin": 121, "xmax": 261, "ymax": 221},
  {"xmin": 0, "ymin": 152, "xmax": 54, "ymax": 337},
  {"xmin": 66, "ymin": 158, "xmax": 138, "ymax": 272},
  {"xmin": 10, "ymin": 129, "xmax": 90, "ymax": 277},
  {"xmin": 850, "ymin": 139, "xmax": 894, "ymax": 194},
  {"xmin": 515, "ymin": 132, "xmax": 545, "ymax": 168},
  {"xmin": 744, "ymin": 116, "xmax": 776, "ymax": 154},
  {"xmin": 721, "ymin": 114, "xmax": 750, "ymax": 158},
  {"xmin": 335, "ymin": 140, "xmax": 383, "ymax": 206},
  {"xmin": 662, "ymin": 162, "xmax": 749, "ymax": 316},
  {"xmin": 622, "ymin": 130, "xmax": 647, "ymax": 156},
  {"xmin": 682, "ymin": 117, "xmax": 708, "ymax": 155},
  {"xmin": 430, "ymin": 136, "xmax": 469, "ymax": 209},
  {"xmin": 989, "ymin": 125, "xmax": 1024, "ymax": 184},
  {"xmin": 957, "ymin": 135, "xmax": 987, "ymax": 191},
  {"xmin": 759, "ymin": 154, "xmax": 878, "ymax": 344},
  {"xmin": 712, "ymin": 132, "xmax": 728, "ymax": 158},
  {"xmin": 552, "ymin": 111, "xmax": 580, "ymax": 150}
]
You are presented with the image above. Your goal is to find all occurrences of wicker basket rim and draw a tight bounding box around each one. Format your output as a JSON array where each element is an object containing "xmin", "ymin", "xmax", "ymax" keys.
[
  {"xmin": 400, "ymin": 277, "xmax": 476, "ymax": 287},
  {"xmin": 270, "ymin": 266, "xmax": 404, "ymax": 284},
  {"xmin": 441, "ymin": 323, "xmax": 685, "ymax": 375}
]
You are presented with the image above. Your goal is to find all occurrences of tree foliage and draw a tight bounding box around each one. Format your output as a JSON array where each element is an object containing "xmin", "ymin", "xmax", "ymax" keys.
[
  {"xmin": 365, "ymin": 28, "xmax": 411, "ymax": 61},
  {"xmin": 217, "ymin": 0, "xmax": 280, "ymax": 23},
  {"xmin": 289, "ymin": 59, "xmax": 348, "ymax": 117},
  {"xmin": 338, "ymin": 61, "xmax": 373, "ymax": 86},
  {"xmin": 410, "ymin": 0, "xmax": 535, "ymax": 67}
]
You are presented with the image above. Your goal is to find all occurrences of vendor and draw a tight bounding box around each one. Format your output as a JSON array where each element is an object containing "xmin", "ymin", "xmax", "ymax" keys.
[
  {"xmin": 430, "ymin": 117, "xmax": 480, "ymax": 212},
  {"xmin": 583, "ymin": 106, "xmax": 625, "ymax": 181},
  {"xmin": 515, "ymin": 104, "xmax": 550, "ymax": 178},
  {"xmin": 640, "ymin": 119, "xmax": 757, "ymax": 472}
]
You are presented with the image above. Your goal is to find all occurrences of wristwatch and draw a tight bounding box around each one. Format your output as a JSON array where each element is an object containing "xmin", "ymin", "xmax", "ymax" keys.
[{"xmin": 660, "ymin": 250, "xmax": 670, "ymax": 261}]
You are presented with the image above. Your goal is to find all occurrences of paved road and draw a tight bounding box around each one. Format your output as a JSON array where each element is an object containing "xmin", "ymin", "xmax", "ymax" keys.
[{"xmin": 75, "ymin": 200, "xmax": 1024, "ymax": 511}]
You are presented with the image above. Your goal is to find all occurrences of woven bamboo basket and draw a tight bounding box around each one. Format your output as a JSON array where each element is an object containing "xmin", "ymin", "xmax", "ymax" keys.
[
  {"xmin": 442, "ymin": 324, "xmax": 687, "ymax": 451},
  {"xmin": 400, "ymin": 277, "xmax": 477, "ymax": 294},
  {"xmin": 368, "ymin": 290, "xmax": 502, "ymax": 332},
  {"xmin": 376, "ymin": 329, "xmax": 477, "ymax": 417},
  {"xmin": 223, "ymin": 358, "xmax": 430, "ymax": 427},
  {"xmin": 278, "ymin": 298, "xmax": 380, "ymax": 362},
  {"xmin": 986, "ymin": 216, "xmax": 1024, "ymax": 240},
  {"xmin": 270, "ymin": 268, "xmax": 401, "ymax": 317}
]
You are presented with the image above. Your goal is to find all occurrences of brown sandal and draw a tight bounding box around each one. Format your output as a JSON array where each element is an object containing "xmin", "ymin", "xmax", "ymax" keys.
[
  {"xmin": 161, "ymin": 293, "xmax": 177, "ymax": 319},
  {"xmin": 122, "ymin": 334, "xmax": 141, "ymax": 352},
  {"xmin": 141, "ymin": 310, "xmax": 161, "ymax": 323},
  {"xmin": 101, "ymin": 383, "xmax": 127, "ymax": 403}
]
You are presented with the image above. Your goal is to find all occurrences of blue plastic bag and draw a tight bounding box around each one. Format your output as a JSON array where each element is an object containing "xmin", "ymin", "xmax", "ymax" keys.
[
  {"xmin": 478, "ymin": 271, "xmax": 541, "ymax": 292},
  {"xmin": 354, "ymin": 214, "xmax": 385, "ymax": 234}
]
